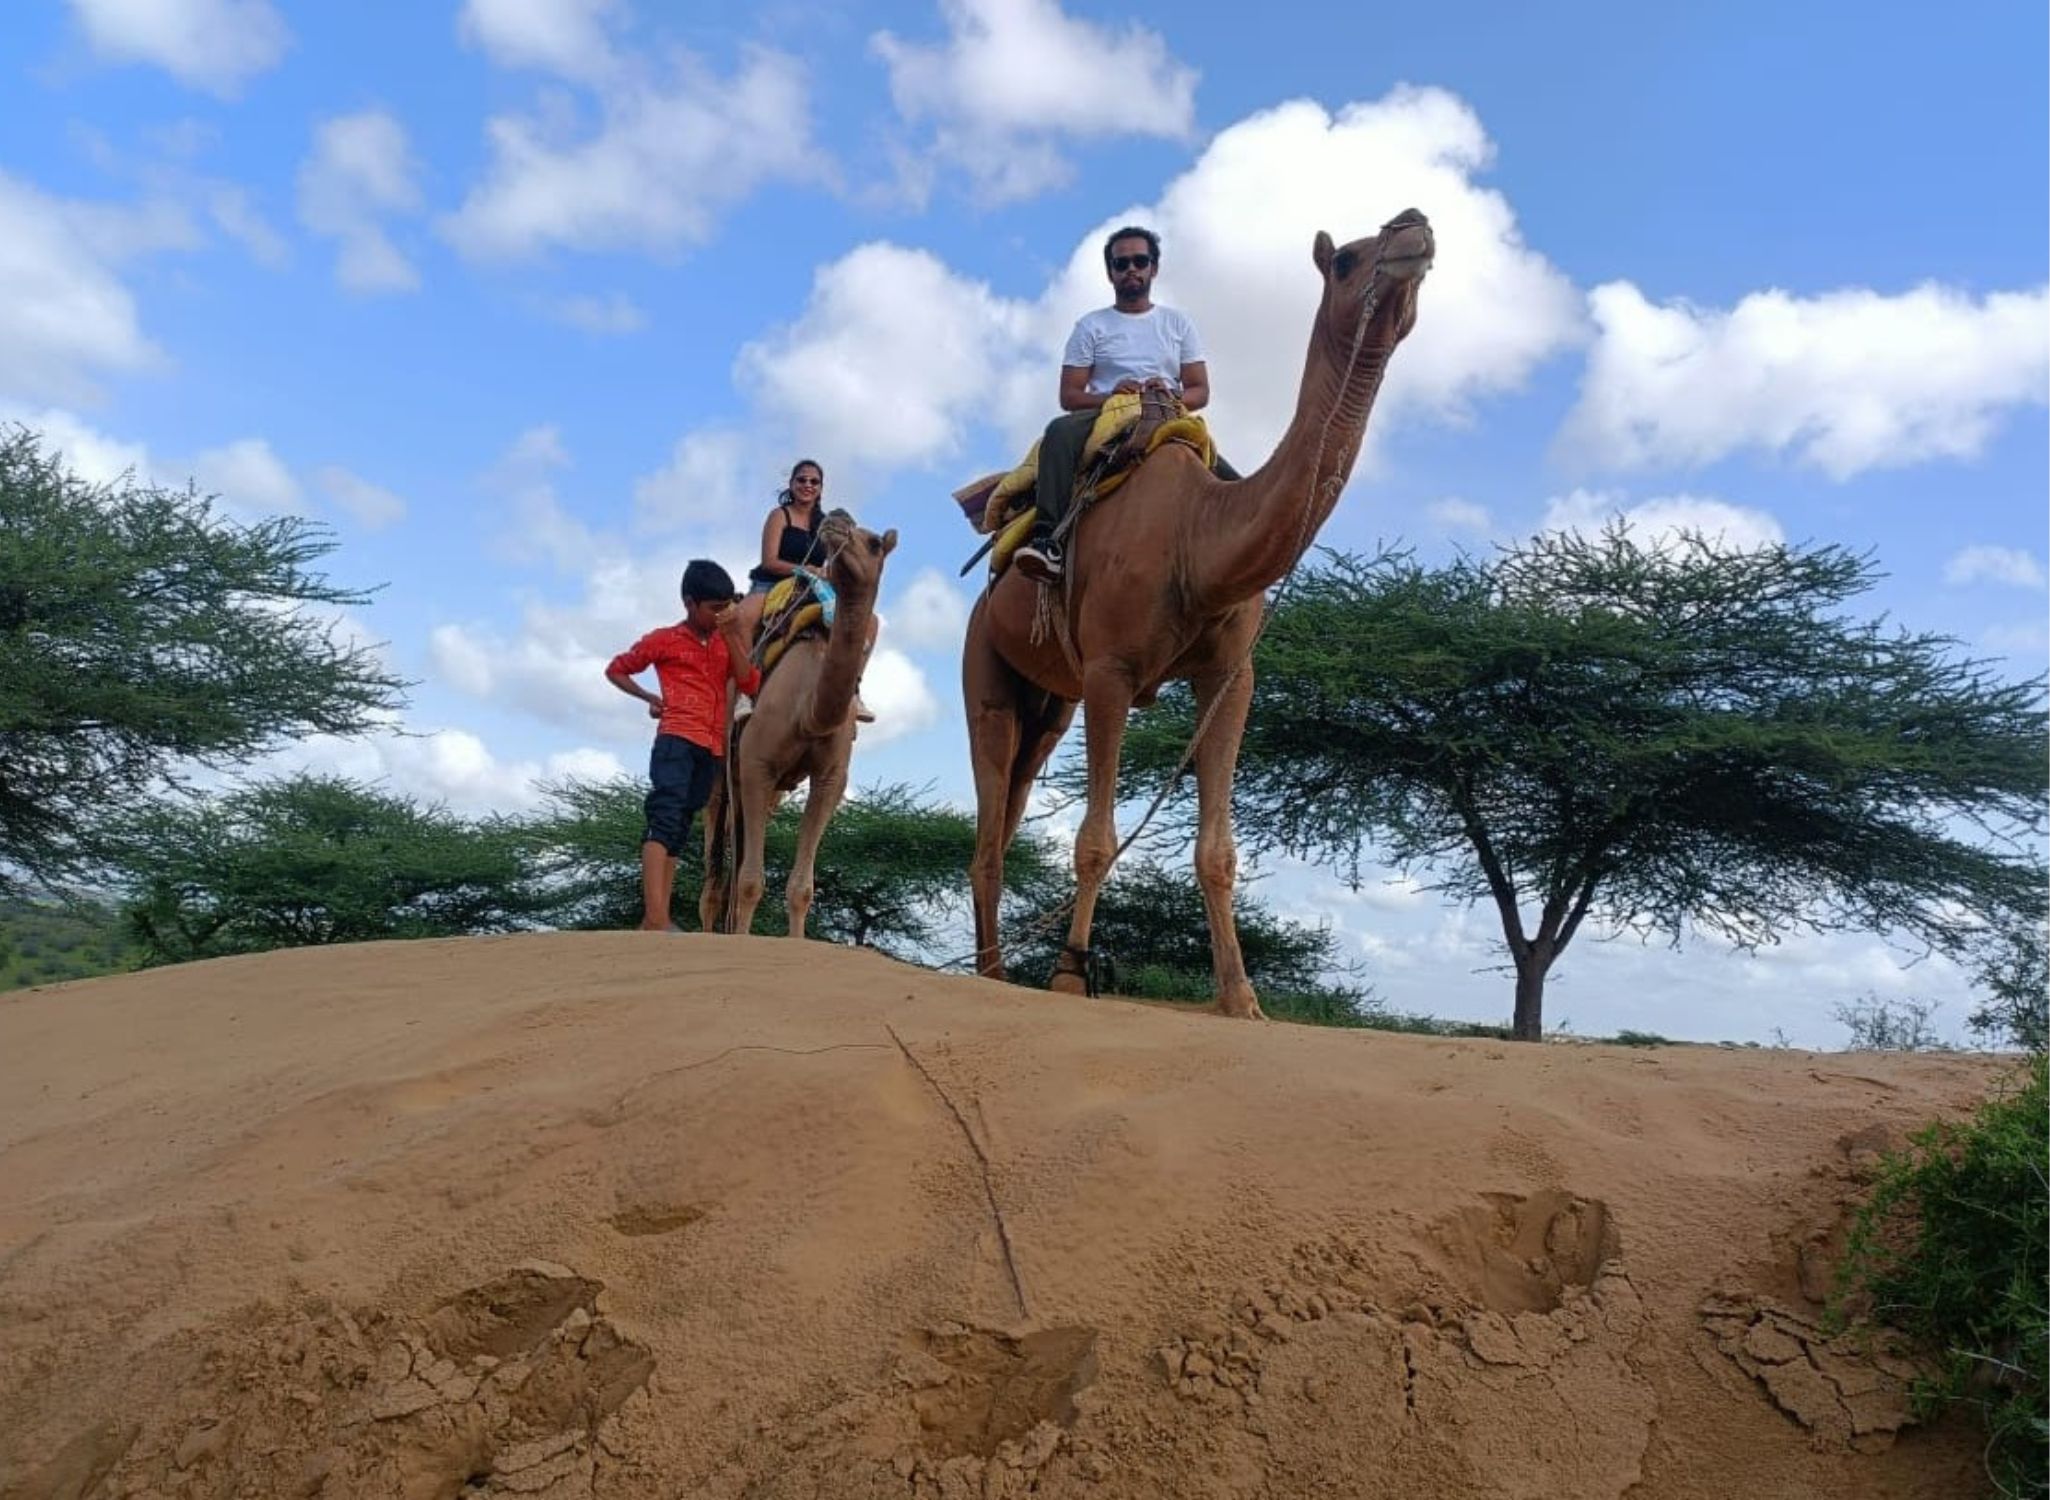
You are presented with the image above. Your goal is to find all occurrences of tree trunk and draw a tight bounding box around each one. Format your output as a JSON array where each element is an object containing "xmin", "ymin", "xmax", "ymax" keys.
[{"xmin": 1512, "ymin": 954, "xmax": 1548, "ymax": 1041}]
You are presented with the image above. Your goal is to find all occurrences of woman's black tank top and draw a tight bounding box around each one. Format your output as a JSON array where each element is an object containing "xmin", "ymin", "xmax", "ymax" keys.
[{"xmin": 749, "ymin": 503, "xmax": 824, "ymax": 584}]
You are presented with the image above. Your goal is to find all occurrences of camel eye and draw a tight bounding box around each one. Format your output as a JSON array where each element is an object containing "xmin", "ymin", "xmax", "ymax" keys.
[{"xmin": 1332, "ymin": 249, "xmax": 1358, "ymax": 280}]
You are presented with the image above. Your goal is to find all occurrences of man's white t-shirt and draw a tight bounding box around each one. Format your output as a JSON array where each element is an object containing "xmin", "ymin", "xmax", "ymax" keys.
[{"xmin": 1061, "ymin": 305, "xmax": 1205, "ymax": 395}]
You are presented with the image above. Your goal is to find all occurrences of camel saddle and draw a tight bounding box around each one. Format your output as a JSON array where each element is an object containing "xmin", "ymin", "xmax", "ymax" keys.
[
  {"xmin": 751, "ymin": 569, "xmax": 837, "ymax": 677},
  {"xmin": 951, "ymin": 385, "xmax": 1215, "ymax": 580}
]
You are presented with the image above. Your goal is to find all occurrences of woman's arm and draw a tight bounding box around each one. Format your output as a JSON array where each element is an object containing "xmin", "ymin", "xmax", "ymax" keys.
[{"xmin": 757, "ymin": 507, "xmax": 797, "ymax": 577}]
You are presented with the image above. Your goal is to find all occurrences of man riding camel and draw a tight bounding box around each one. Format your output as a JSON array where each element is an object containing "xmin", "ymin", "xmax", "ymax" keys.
[{"xmin": 1013, "ymin": 225, "xmax": 1215, "ymax": 584}]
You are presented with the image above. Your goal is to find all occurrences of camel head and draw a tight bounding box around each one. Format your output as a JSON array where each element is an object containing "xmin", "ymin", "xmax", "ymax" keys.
[
  {"xmin": 1311, "ymin": 207, "xmax": 1433, "ymax": 357},
  {"xmin": 817, "ymin": 508, "xmax": 898, "ymax": 601}
]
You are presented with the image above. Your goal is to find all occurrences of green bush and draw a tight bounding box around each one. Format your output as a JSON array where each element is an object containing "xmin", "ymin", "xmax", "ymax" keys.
[{"xmin": 1832, "ymin": 1057, "xmax": 2047, "ymax": 1498}]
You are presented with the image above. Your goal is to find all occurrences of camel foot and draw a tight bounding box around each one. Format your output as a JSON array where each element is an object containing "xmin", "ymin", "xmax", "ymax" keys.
[
  {"xmin": 1048, "ymin": 971, "xmax": 1089, "ymax": 996},
  {"xmin": 1214, "ymin": 990, "xmax": 1266, "ymax": 1020}
]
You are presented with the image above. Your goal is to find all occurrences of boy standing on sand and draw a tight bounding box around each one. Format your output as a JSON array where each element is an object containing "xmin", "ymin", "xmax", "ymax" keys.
[{"xmin": 605, "ymin": 559, "xmax": 760, "ymax": 931}]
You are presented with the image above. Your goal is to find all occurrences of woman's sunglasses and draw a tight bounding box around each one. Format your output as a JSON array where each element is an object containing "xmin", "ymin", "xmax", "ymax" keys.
[
  {"xmin": 792, "ymin": 474, "xmax": 822, "ymax": 486},
  {"xmin": 1110, "ymin": 254, "xmax": 1153, "ymax": 272}
]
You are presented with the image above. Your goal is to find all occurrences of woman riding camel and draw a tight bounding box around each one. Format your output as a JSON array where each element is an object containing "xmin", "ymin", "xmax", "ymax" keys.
[{"xmin": 734, "ymin": 459, "xmax": 876, "ymax": 723}]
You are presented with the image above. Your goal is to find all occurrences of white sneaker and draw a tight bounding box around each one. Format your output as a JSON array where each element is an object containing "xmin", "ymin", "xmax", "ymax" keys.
[{"xmin": 735, "ymin": 693, "xmax": 755, "ymax": 723}]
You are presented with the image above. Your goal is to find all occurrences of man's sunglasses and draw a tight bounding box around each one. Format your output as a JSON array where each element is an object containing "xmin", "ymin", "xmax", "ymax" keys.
[{"xmin": 1110, "ymin": 254, "xmax": 1154, "ymax": 272}]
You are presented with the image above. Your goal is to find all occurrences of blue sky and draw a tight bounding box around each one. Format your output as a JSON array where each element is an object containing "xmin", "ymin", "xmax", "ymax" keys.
[{"xmin": 4, "ymin": 0, "xmax": 2044, "ymax": 1044}]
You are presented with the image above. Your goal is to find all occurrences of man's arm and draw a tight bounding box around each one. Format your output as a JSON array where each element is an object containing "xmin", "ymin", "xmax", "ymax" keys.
[
  {"xmin": 1177, "ymin": 360, "xmax": 1210, "ymax": 411},
  {"xmin": 1059, "ymin": 365, "xmax": 1129, "ymax": 412}
]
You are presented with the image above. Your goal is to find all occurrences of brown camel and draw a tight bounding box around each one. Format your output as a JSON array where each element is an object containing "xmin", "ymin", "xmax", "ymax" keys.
[
  {"xmin": 701, "ymin": 512, "xmax": 897, "ymax": 937},
  {"xmin": 962, "ymin": 208, "xmax": 1434, "ymax": 1018}
]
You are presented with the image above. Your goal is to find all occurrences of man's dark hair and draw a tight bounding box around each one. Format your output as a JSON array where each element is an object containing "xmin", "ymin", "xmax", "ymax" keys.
[
  {"xmin": 680, "ymin": 558, "xmax": 737, "ymax": 604},
  {"xmin": 1103, "ymin": 225, "xmax": 1161, "ymax": 268}
]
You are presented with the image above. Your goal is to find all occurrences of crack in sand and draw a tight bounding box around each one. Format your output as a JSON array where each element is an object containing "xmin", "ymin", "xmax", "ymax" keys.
[{"xmin": 884, "ymin": 1023, "xmax": 1030, "ymax": 1320}]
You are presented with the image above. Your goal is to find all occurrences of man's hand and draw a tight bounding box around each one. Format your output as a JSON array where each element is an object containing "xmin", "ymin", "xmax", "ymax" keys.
[
  {"xmin": 646, "ymin": 698, "xmax": 664, "ymax": 720},
  {"xmin": 1112, "ymin": 378, "xmax": 1143, "ymax": 395}
]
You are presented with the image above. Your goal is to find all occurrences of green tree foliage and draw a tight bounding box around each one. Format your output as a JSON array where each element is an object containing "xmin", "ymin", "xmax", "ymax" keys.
[
  {"xmin": 1093, "ymin": 533, "xmax": 2048, "ymax": 1039},
  {"xmin": 0, "ymin": 428, "xmax": 406, "ymax": 890},
  {"xmin": 1967, "ymin": 915, "xmax": 2048, "ymax": 1053},
  {"xmin": 109, "ymin": 775, "xmax": 536, "ymax": 963},
  {"xmin": 1003, "ymin": 858, "xmax": 1375, "ymax": 1026},
  {"xmin": 1832, "ymin": 1059, "xmax": 2047, "ymax": 1498},
  {"xmin": 0, "ymin": 897, "xmax": 137, "ymax": 990},
  {"xmin": 522, "ymin": 777, "xmax": 1062, "ymax": 959}
]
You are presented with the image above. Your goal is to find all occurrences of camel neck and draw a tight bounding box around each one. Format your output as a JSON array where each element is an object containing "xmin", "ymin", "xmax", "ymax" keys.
[{"xmin": 1190, "ymin": 306, "xmax": 1396, "ymax": 609}]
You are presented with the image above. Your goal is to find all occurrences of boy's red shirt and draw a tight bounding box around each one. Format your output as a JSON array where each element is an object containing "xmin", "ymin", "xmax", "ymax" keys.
[{"xmin": 608, "ymin": 623, "xmax": 761, "ymax": 751}]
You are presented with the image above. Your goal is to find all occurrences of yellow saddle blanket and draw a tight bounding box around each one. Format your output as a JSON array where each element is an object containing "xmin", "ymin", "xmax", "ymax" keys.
[
  {"xmin": 753, "ymin": 575, "xmax": 826, "ymax": 676},
  {"xmin": 950, "ymin": 390, "xmax": 1214, "ymax": 579}
]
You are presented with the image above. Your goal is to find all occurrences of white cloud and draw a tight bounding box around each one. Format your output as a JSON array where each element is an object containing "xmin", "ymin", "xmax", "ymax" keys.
[
  {"xmin": 0, "ymin": 171, "xmax": 176, "ymax": 403},
  {"xmin": 540, "ymin": 290, "xmax": 646, "ymax": 335},
  {"xmin": 1541, "ymin": 488, "xmax": 1785, "ymax": 553},
  {"xmin": 442, "ymin": 36, "xmax": 824, "ymax": 261},
  {"xmin": 190, "ymin": 436, "xmax": 300, "ymax": 512},
  {"xmin": 734, "ymin": 89, "xmax": 1580, "ymax": 487},
  {"xmin": 739, "ymin": 243, "xmax": 1039, "ymax": 473},
  {"xmin": 458, "ymin": 0, "xmax": 618, "ymax": 81},
  {"xmin": 1944, "ymin": 544, "xmax": 2046, "ymax": 590},
  {"xmin": 272, "ymin": 726, "xmax": 626, "ymax": 816},
  {"xmin": 871, "ymin": 0, "xmax": 1197, "ymax": 204},
  {"xmin": 1426, "ymin": 496, "xmax": 1492, "ymax": 535},
  {"xmin": 1562, "ymin": 280, "xmax": 2050, "ymax": 479},
  {"xmin": 631, "ymin": 425, "xmax": 763, "ymax": 539},
  {"xmin": 0, "ymin": 404, "xmax": 153, "ymax": 487},
  {"xmin": 68, "ymin": 0, "xmax": 289, "ymax": 96},
  {"xmin": 486, "ymin": 423, "xmax": 613, "ymax": 569},
  {"xmin": 887, "ymin": 568, "xmax": 972, "ymax": 651},
  {"xmin": 315, "ymin": 464, "xmax": 407, "ymax": 529},
  {"xmin": 297, "ymin": 109, "xmax": 424, "ymax": 294},
  {"xmin": 855, "ymin": 646, "xmax": 941, "ymax": 748},
  {"xmin": 203, "ymin": 181, "xmax": 289, "ymax": 266}
]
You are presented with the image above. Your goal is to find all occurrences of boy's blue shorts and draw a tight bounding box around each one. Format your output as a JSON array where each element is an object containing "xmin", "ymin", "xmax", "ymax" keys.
[{"xmin": 644, "ymin": 733, "xmax": 719, "ymax": 854}]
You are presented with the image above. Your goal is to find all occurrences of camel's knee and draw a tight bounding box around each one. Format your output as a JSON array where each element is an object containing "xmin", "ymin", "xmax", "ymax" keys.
[
  {"xmin": 1073, "ymin": 826, "xmax": 1116, "ymax": 889},
  {"xmin": 786, "ymin": 877, "xmax": 813, "ymax": 912},
  {"xmin": 1194, "ymin": 836, "xmax": 1237, "ymax": 897},
  {"xmin": 737, "ymin": 873, "xmax": 766, "ymax": 908}
]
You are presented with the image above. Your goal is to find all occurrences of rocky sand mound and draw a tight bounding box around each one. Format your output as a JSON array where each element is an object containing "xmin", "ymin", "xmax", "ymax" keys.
[{"xmin": 0, "ymin": 933, "xmax": 2007, "ymax": 1498}]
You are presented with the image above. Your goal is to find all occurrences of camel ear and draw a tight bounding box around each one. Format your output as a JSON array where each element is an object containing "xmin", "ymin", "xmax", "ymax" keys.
[
  {"xmin": 1312, "ymin": 230, "xmax": 1335, "ymax": 275},
  {"xmin": 880, "ymin": 529, "xmax": 899, "ymax": 557}
]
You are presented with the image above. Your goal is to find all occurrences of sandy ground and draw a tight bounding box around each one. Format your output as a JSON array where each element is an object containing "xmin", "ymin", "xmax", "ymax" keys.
[{"xmin": 0, "ymin": 932, "xmax": 2014, "ymax": 1499}]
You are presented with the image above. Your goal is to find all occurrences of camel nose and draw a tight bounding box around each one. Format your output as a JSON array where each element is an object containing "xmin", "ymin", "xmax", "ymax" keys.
[{"xmin": 1384, "ymin": 207, "xmax": 1428, "ymax": 231}]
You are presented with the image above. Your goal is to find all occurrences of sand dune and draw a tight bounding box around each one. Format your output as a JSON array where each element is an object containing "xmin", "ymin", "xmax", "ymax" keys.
[{"xmin": 0, "ymin": 933, "xmax": 2008, "ymax": 1499}]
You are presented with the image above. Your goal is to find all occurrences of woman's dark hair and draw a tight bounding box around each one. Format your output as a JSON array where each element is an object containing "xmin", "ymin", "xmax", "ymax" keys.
[
  {"xmin": 778, "ymin": 458, "xmax": 825, "ymax": 506},
  {"xmin": 1102, "ymin": 225, "xmax": 1161, "ymax": 268}
]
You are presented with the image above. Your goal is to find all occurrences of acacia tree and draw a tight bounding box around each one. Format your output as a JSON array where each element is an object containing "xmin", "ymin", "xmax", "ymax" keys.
[
  {"xmin": 110, "ymin": 775, "xmax": 538, "ymax": 963},
  {"xmin": 0, "ymin": 428, "xmax": 404, "ymax": 889},
  {"xmin": 1097, "ymin": 532, "xmax": 2047, "ymax": 1040}
]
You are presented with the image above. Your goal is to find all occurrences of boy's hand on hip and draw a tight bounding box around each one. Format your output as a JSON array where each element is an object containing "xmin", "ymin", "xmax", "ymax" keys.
[{"xmin": 646, "ymin": 698, "xmax": 664, "ymax": 720}]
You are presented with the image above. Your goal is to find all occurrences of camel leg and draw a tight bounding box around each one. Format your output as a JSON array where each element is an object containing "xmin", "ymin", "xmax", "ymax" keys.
[
  {"xmin": 1192, "ymin": 664, "xmax": 1265, "ymax": 1019},
  {"xmin": 698, "ymin": 763, "xmax": 730, "ymax": 932},
  {"xmin": 785, "ymin": 762, "xmax": 847, "ymax": 939},
  {"xmin": 965, "ymin": 602, "xmax": 1023, "ymax": 978},
  {"xmin": 729, "ymin": 754, "xmax": 779, "ymax": 935},
  {"xmin": 1052, "ymin": 663, "xmax": 1136, "ymax": 995}
]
